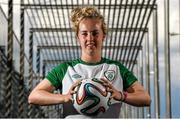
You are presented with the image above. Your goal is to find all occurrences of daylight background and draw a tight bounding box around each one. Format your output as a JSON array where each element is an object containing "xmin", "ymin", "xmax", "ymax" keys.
[{"xmin": 0, "ymin": 0, "xmax": 180, "ymax": 118}]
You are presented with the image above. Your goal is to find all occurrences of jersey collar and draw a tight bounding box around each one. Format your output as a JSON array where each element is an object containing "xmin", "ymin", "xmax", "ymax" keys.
[{"xmin": 79, "ymin": 57, "xmax": 105, "ymax": 65}]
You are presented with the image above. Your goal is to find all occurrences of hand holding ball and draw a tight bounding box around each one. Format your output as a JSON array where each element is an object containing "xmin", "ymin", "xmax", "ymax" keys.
[{"xmin": 73, "ymin": 78, "xmax": 116, "ymax": 116}]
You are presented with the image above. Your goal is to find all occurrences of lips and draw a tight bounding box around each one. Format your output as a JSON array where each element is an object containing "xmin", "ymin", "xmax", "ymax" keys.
[{"xmin": 86, "ymin": 42, "xmax": 95, "ymax": 48}]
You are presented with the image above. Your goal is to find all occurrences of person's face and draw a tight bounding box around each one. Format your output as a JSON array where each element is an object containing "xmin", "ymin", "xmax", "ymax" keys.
[{"xmin": 77, "ymin": 18, "xmax": 105, "ymax": 56}]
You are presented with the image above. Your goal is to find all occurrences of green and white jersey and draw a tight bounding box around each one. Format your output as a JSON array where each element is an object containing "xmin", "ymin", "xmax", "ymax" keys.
[{"xmin": 46, "ymin": 57, "xmax": 137, "ymax": 117}]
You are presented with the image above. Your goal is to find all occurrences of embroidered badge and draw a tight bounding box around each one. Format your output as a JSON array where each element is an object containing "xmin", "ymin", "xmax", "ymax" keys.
[
  {"xmin": 104, "ymin": 70, "xmax": 115, "ymax": 81},
  {"xmin": 72, "ymin": 74, "xmax": 82, "ymax": 79}
]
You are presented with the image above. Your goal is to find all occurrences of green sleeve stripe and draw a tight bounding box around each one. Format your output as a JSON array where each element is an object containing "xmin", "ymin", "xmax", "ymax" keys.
[
  {"xmin": 45, "ymin": 59, "xmax": 81, "ymax": 88},
  {"xmin": 118, "ymin": 63, "xmax": 137, "ymax": 90},
  {"xmin": 45, "ymin": 63, "xmax": 69, "ymax": 89}
]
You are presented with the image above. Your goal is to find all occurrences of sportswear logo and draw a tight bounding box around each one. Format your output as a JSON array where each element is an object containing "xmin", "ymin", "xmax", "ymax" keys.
[
  {"xmin": 104, "ymin": 70, "xmax": 115, "ymax": 81},
  {"xmin": 72, "ymin": 74, "xmax": 82, "ymax": 79}
]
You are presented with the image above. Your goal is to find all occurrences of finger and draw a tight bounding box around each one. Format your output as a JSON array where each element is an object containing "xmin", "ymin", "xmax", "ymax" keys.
[
  {"xmin": 70, "ymin": 91, "xmax": 74, "ymax": 95},
  {"xmin": 108, "ymin": 83, "xmax": 113, "ymax": 88},
  {"xmin": 70, "ymin": 96, "xmax": 74, "ymax": 103},
  {"xmin": 103, "ymin": 83, "xmax": 113, "ymax": 89},
  {"xmin": 75, "ymin": 80, "xmax": 82, "ymax": 86},
  {"xmin": 110, "ymin": 92, "xmax": 117, "ymax": 98},
  {"xmin": 107, "ymin": 88, "xmax": 113, "ymax": 92},
  {"xmin": 101, "ymin": 78, "xmax": 108, "ymax": 83},
  {"xmin": 74, "ymin": 81, "xmax": 81, "ymax": 87},
  {"xmin": 101, "ymin": 78, "xmax": 112, "ymax": 86},
  {"xmin": 102, "ymin": 83, "xmax": 109, "ymax": 87},
  {"xmin": 70, "ymin": 90, "xmax": 77, "ymax": 95},
  {"xmin": 109, "ymin": 94, "xmax": 114, "ymax": 99},
  {"xmin": 71, "ymin": 80, "xmax": 82, "ymax": 90}
]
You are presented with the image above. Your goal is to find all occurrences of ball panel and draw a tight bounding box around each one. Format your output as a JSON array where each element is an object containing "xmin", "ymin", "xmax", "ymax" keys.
[{"xmin": 73, "ymin": 78, "xmax": 112, "ymax": 116}]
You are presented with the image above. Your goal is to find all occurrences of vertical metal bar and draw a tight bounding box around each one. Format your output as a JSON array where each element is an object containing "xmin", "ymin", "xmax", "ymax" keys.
[
  {"xmin": 137, "ymin": 53, "xmax": 141, "ymax": 118},
  {"xmin": 1, "ymin": 48, "xmax": 8, "ymax": 118},
  {"xmin": 153, "ymin": 6, "xmax": 160, "ymax": 118},
  {"xmin": 125, "ymin": 104, "xmax": 128, "ymax": 118},
  {"xmin": 140, "ymin": 49, "xmax": 144, "ymax": 118},
  {"xmin": 5, "ymin": 0, "xmax": 13, "ymax": 117},
  {"xmin": 122, "ymin": 104, "xmax": 125, "ymax": 118},
  {"xmin": 131, "ymin": 106, "xmax": 134, "ymax": 118},
  {"xmin": 29, "ymin": 30, "xmax": 33, "ymax": 92},
  {"xmin": 135, "ymin": 64, "xmax": 139, "ymax": 118},
  {"xmin": 164, "ymin": 0, "xmax": 172, "ymax": 117},
  {"xmin": 28, "ymin": 30, "xmax": 34, "ymax": 117},
  {"xmin": 179, "ymin": 0, "xmax": 180, "ymax": 64},
  {"xmin": 36, "ymin": 48, "xmax": 40, "ymax": 81},
  {"xmin": 19, "ymin": 0, "xmax": 25, "ymax": 117},
  {"xmin": 128, "ymin": 105, "xmax": 131, "ymax": 118},
  {"xmin": 42, "ymin": 62, "xmax": 46, "ymax": 79},
  {"xmin": 145, "ymin": 30, "xmax": 151, "ymax": 118}
]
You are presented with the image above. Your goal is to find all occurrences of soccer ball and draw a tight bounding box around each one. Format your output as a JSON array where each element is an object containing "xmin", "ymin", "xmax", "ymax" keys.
[{"xmin": 73, "ymin": 78, "xmax": 112, "ymax": 117}]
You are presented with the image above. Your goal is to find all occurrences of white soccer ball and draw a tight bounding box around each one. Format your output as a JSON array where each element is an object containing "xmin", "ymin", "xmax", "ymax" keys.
[{"xmin": 73, "ymin": 78, "xmax": 112, "ymax": 117}]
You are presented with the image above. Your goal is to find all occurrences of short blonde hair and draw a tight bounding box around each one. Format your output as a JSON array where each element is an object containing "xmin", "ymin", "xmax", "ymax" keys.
[{"xmin": 70, "ymin": 6, "xmax": 107, "ymax": 35}]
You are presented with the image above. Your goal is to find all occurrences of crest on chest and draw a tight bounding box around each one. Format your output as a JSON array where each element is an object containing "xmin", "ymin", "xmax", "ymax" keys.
[{"xmin": 104, "ymin": 70, "xmax": 115, "ymax": 82}]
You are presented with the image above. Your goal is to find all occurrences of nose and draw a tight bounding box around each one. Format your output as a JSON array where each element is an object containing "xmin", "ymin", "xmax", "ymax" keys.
[{"xmin": 87, "ymin": 33, "xmax": 94, "ymax": 41}]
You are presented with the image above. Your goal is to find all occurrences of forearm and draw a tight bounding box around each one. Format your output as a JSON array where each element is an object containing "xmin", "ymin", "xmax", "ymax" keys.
[
  {"xmin": 28, "ymin": 90, "xmax": 68, "ymax": 105},
  {"xmin": 123, "ymin": 91, "xmax": 151, "ymax": 107}
]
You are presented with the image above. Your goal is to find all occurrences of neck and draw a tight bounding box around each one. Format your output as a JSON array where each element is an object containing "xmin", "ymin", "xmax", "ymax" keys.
[{"xmin": 81, "ymin": 53, "xmax": 101, "ymax": 63}]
